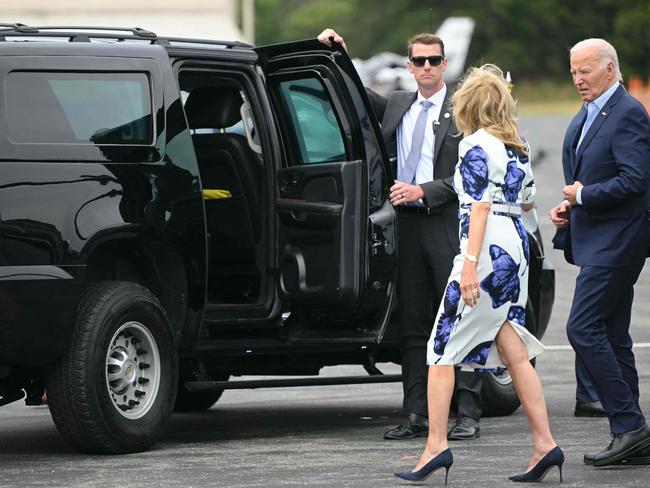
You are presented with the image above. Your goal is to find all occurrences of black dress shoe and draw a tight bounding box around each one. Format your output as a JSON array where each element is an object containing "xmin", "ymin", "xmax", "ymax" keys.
[
  {"xmin": 574, "ymin": 400, "xmax": 607, "ymax": 418},
  {"xmin": 591, "ymin": 424, "xmax": 650, "ymax": 467},
  {"xmin": 447, "ymin": 415, "xmax": 480, "ymax": 440},
  {"xmin": 384, "ymin": 413, "xmax": 428, "ymax": 440},
  {"xmin": 584, "ymin": 444, "xmax": 650, "ymax": 465}
]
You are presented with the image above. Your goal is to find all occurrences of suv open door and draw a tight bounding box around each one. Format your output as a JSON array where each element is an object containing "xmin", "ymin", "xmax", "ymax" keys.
[{"xmin": 256, "ymin": 40, "xmax": 396, "ymax": 341}]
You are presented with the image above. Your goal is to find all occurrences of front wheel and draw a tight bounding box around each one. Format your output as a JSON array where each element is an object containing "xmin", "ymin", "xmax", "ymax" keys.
[{"xmin": 46, "ymin": 281, "xmax": 178, "ymax": 453}]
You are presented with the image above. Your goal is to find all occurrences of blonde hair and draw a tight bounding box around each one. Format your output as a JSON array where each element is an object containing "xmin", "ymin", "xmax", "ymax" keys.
[{"xmin": 452, "ymin": 64, "xmax": 527, "ymax": 155}]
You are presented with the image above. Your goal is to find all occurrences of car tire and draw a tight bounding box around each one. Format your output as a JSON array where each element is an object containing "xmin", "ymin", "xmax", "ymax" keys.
[{"xmin": 46, "ymin": 281, "xmax": 178, "ymax": 454}]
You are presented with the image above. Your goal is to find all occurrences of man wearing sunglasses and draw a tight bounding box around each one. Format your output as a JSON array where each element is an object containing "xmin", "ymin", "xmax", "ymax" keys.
[{"xmin": 318, "ymin": 29, "xmax": 484, "ymax": 443}]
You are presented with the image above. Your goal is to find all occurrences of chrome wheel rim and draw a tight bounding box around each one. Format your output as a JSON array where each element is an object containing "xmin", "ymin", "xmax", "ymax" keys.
[{"xmin": 105, "ymin": 321, "xmax": 161, "ymax": 420}]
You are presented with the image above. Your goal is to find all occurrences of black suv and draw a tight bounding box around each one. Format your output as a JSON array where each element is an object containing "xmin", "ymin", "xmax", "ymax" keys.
[{"xmin": 0, "ymin": 24, "xmax": 554, "ymax": 453}]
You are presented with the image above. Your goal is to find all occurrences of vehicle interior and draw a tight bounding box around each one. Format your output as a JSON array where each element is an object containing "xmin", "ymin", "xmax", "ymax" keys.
[{"xmin": 178, "ymin": 72, "xmax": 264, "ymax": 305}]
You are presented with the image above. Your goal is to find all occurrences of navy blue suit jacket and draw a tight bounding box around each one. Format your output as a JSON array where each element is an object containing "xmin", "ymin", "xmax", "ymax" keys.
[{"xmin": 558, "ymin": 85, "xmax": 650, "ymax": 267}]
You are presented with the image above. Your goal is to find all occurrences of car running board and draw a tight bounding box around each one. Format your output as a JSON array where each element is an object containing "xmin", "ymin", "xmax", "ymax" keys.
[{"xmin": 185, "ymin": 374, "xmax": 402, "ymax": 392}]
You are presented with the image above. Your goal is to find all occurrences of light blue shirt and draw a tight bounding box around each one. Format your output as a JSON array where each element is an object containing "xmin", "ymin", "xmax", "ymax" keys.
[
  {"xmin": 575, "ymin": 81, "xmax": 620, "ymax": 205},
  {"xmin": 396, "ymin": 85, "xmax": 447, "ymax": 185}
]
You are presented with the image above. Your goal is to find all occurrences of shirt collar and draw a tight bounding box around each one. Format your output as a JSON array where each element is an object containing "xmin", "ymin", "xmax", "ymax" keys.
[
  {"xmin": 416, "ymin": 84, "xmax": 447, "ymax": 107},
  {"xmin": 586, "ymin": 81, "xmax": 619, "ymax": 112}
]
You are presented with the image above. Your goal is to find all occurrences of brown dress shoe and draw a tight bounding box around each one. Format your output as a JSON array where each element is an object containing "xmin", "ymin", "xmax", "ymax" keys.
[{"xmin": 383, "ymin": 413, "xmax": 428, "ymax": 440}]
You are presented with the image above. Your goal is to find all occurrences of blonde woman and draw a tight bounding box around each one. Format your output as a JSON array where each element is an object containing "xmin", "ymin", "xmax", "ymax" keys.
[{"xmin": 394, "ymin": 65, "xmax": 563, "ymax": 484}]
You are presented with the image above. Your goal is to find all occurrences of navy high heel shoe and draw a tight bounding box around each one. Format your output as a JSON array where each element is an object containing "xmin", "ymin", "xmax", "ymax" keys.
[
  {"xmin": 394, "ymin": 448, "xmax": 453, "ymax": 484},
  {"xmin": 509, "ymin": 446, "xmax": 565, "ymax": 483}
]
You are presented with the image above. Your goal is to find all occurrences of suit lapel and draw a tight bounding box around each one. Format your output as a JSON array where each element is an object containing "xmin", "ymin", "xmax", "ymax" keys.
[
  {"xmin": 432, "ymin": 92, "xmax": 453, "ymax": 168},
  {"xmin": 574, "ymin": 85, "xmax": 624, "ymax": 176},
  {"xmin": 568, "ymin": 107, "xmax": 587, "ymax": 176},
  {"xmin": 382, "ymin": 91, "xmax": 417, "ymax": 140}
]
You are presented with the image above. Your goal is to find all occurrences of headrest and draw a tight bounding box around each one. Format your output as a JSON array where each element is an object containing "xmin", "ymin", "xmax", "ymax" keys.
[{"xmin": 185, "ymin": 86, "xmax": 243, "ymax": 129}]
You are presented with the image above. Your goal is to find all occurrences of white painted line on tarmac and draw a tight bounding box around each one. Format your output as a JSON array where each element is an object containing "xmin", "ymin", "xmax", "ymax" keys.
[{"xmin": 545, "ymin": 343, "xmax": 650, "ymax": 351}]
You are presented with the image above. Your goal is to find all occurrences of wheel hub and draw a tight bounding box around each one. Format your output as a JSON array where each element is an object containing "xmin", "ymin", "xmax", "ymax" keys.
[{"xmin": 105, "ymin": 321, "xmax": 161, "ymax": 419}]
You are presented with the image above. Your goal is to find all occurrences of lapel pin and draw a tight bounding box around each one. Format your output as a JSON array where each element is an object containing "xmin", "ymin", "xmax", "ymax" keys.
[
  {"xmin": 602, "ymin": 112, "xmax": 607, "ymax": 116},
  {"xmin": 444, "ymin": 112, "xmax": 450, "ymax": 119}
]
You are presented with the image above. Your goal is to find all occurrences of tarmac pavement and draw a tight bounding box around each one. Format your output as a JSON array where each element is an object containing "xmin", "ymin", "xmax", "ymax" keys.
[{"xmin": 1, "ymin": 114, "xmax": 650, "ymax": 487}]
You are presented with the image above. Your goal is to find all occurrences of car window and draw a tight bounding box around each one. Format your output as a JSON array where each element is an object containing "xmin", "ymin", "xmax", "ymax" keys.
[
  {"xmin": 277, "ymin": 77, "xmax": 346, "ymax": 164},
  {"xmin": 6, "ymin": 71, "xmax": 152, "ymax": 145}
]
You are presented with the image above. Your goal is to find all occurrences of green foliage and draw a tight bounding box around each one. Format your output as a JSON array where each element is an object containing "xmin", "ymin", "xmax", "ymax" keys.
[{"xmin": 255, "ymin": 0, "xmax": 650, "ymax": 79}]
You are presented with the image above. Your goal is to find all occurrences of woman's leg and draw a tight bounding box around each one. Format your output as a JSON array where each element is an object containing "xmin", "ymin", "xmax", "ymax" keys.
[
  {"xmin": 413, "ymin": 364, "xmax": 455, "ymax": 470},
  {"xmin": 495, "ymin": 321, "xmax": 557, "ymax": 469}
]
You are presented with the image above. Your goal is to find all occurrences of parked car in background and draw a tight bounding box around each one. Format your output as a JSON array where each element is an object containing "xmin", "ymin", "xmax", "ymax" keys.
[{"xmin": 0, "ymin": 24, "xmax": 554, "ymax": 453}]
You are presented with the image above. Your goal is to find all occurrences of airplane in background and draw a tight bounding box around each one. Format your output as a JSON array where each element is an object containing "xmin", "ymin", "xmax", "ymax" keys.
[{"xmin": 352, "ymin": 17, "xmax": 475, "ymax": 94}]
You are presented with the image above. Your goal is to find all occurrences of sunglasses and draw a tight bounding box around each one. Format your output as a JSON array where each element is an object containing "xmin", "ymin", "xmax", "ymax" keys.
[{"xmin": 409, "ymin": 55, "xmax": 445, "ymax": 67}]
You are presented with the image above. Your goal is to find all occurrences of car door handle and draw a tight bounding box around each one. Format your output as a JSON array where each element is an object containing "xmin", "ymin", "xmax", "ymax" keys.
[
  {"xmin": 276, "ymin": 199, "xmax": 342, "ymax": 228},
  {"xmin": 279, "ymin": 174, "xmax": 299, "ymax": 192}
]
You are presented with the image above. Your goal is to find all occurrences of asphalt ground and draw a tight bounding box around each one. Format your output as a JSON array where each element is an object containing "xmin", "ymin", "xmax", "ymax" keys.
[{"xmin": 1, "ymin": 114, "xmax": 650, "ymax": 487}]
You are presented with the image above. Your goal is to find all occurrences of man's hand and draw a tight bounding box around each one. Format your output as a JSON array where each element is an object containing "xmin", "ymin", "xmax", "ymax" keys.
[
  {"xmin": 316, "ymin": 28, "xmax": 347, "ymax": 51},
  {"xmin": 390, "ymin": 180, "xmax": 424, "ymax": 206},
  {"xmin": 562, "ymin": 181, "xmax": 583, "ymax": 206},
  {"xmin": 549, "ymin": 200, "xmax": 571, "ymax": 228}
]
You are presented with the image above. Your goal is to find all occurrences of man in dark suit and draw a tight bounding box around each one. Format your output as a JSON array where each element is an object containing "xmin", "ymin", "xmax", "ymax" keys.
[
  {"xmin": 550, "ymin": 38, "xmax": 650, "ymax": 467},
  {"xmin": 318, "ymin": 29, "xmax": 483, "ymax": 441}
]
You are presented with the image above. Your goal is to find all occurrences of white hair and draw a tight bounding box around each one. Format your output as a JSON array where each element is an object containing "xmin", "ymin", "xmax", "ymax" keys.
[{"xmin": 570, "ymin": 38, "xmax": 623, "ymax": 81}]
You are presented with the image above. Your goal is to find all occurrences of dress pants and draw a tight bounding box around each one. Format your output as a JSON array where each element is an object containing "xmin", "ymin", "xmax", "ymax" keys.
[
  {"xmin": 456, "ymin": 370, "xmax": 483, "ymax": 419},
  {"xmin": 397, "ymin": 211, "xmax": 456, "ymax": 417},
  {"xmin": 575, "ymin": 355, "xmax": 600, "ymax": 403},
  {"xmin": 566, "ymin": 260, "xmax": 646, "ymax": 434}
]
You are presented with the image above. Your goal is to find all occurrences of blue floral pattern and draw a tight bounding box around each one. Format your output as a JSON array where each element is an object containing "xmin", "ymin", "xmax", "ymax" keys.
[
  {"xmin": 461, "ymin": 341, "xmax": 493, "ymax": 366},
  {"xmin": 507, "ymin": 305, "xmax": 526, "ymax": 326},
  {"xmin": 433, "ymin": 281, "xmax": 461, "ymax": 355},
  {"xmin": 429, "ymin": 129, "xmax": 542, "ymax": 371},
  {"xmin": 459, "ymin": 145, "xmax": 489, "ymax": 200},
  {"xmin": 501, "ymin": 161, "xmax": 525, "ymax": 203},
  {"xmin": 459, "ymin": 213, "xmax": 469, "ymax": 239},
  {"xmin": 505, "ymin": 140, "xmax": 529, "ymax": 164},
  {"xmin": 512, "ymin": 217, "xmax": 529, "ymax": 265},
  {"xmin": 522, "ymin": 179, "xmax": 535, "ymax": 203},
  {"xmin": 480, "ymin": 245, "xmax": 521, "ymax": 308}
]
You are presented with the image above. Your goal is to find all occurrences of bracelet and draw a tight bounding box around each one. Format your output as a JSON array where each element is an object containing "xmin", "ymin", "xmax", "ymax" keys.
[{"xmin": 464, "ymin": 254, "xmax": 478, "ymax": 263}]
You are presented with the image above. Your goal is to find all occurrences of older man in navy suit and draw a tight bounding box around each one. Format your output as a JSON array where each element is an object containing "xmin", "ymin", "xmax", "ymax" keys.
[{"xmin": 551, "ymin": 38, "xmax": 650, "ymax": 467}]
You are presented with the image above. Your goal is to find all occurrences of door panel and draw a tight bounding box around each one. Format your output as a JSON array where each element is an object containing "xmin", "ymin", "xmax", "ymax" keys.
[
  {"xmin": 256, "ymin": 40, "xmax": 396, "ymax": 339},
  {"xmin": 277, "ymin": 161, "xmax": 362, "ymax": 307}
]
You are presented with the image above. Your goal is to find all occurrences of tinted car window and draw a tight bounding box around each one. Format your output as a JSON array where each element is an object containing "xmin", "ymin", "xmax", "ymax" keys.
[
  {"xmin": 277, "ymin": 77, "xmax": 345, "ymax": 164},
  {"xmin": 6, "ymin": 72, "xmax": 152, "ymax": 145}
]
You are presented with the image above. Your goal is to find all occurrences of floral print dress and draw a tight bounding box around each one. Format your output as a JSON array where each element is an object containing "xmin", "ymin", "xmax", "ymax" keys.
[{"xmin": 426, "ymin": 128, "xmax": 545, "ymax": 371}]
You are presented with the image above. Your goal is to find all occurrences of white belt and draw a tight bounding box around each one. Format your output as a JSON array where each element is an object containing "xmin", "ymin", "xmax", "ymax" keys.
[{"xmin": 491, "ymin": 203, "xmax": 521, "ymax": 216}]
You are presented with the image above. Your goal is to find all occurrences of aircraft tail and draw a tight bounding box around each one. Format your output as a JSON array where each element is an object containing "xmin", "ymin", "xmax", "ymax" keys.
[{"xmin": 436, "ymin": 17, "xmax": 475, "ymax": 83}]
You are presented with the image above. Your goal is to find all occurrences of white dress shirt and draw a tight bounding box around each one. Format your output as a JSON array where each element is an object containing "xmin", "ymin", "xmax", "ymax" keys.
[{"xmin": 396, "ymin": 85, "xmax": 447, "ymax": 185}]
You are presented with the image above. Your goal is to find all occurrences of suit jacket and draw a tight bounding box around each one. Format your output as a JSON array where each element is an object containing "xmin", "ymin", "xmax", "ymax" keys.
[
  {"xmin": 558, "ymin": 85, "xmax": 650, "ymax": 267},
  {"xmin": 369, "ymin": 89, "xmax": 462, "ymax": 251}
]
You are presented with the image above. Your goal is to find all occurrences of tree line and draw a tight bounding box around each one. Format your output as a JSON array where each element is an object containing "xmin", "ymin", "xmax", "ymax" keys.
[{"xmin": 254, "ymin": 0, "xmax": 650, "ymax": 80}]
